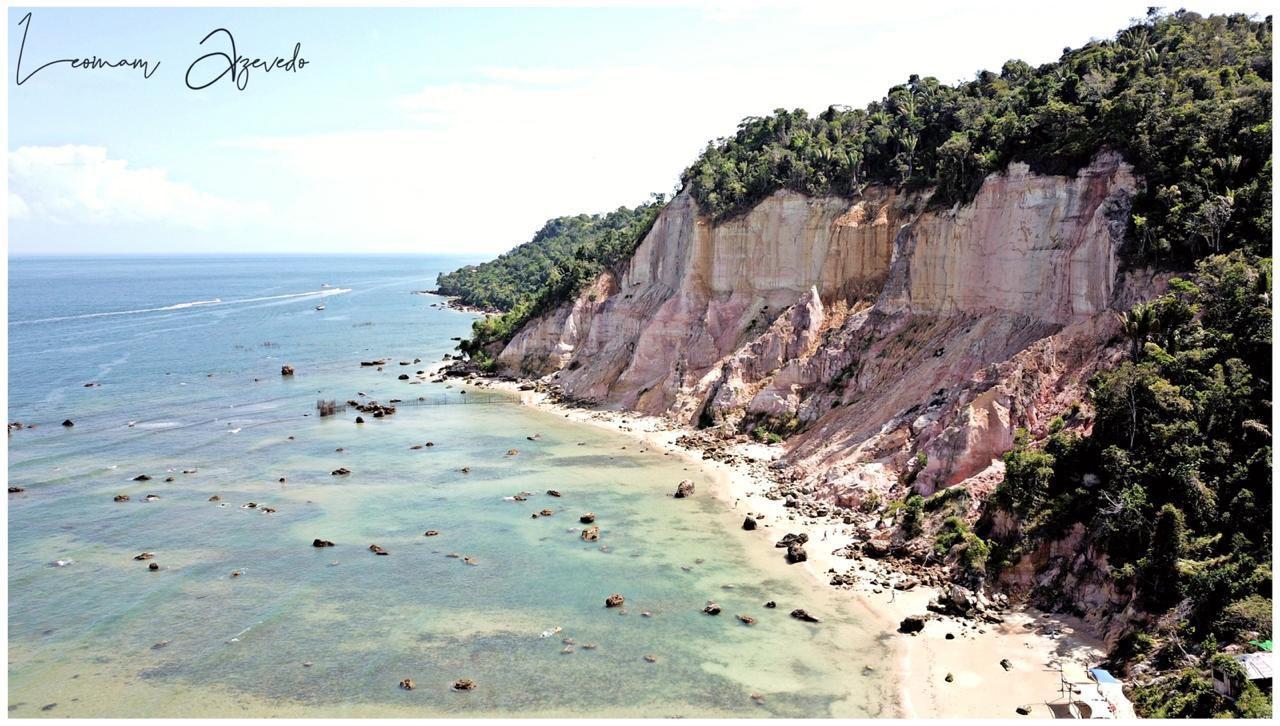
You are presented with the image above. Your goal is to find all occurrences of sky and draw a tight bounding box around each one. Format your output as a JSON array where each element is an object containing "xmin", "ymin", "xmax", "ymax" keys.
[{"xmin": 5, "ymin": 1, "xmax": 1273, "ymax": 256}]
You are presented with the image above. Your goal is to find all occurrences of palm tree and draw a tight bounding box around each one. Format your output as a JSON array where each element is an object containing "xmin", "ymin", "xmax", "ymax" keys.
[{"xmin": 1119, "ymin": 303, "xmax": 1157, "ymax": 360}]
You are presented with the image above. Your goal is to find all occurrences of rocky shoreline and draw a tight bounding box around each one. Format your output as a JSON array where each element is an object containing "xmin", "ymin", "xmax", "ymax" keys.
[{"xmin": 441, "ymin": 359, "xmax": 1111, "ymax": 719}]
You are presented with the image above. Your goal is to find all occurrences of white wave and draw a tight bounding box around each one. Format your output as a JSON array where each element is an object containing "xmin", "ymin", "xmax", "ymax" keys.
[{"xmin": 13, "ymin": 288, "xmax": 352, "ymax": 325}]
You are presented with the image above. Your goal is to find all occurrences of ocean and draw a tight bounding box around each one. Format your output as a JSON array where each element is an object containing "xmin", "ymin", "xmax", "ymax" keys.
[{"xmin": 7, "ymin": 255, "xmax": 892, "ymax": 717}]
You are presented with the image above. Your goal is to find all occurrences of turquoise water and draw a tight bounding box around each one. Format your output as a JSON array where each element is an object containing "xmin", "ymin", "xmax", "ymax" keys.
[{"xmin": 7, "ymin": 256, "xmax": 893, "ymax": 717}]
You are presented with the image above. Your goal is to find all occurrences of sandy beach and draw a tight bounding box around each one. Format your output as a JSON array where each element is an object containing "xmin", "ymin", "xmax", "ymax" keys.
[{"xmin": 474, "ymin": 378, "xmax": 1110, "ymax": 719}]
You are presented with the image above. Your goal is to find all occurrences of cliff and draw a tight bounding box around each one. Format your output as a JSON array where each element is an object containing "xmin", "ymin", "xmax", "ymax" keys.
[{"xmin": 496, "ymin": 152, "xmax": 1154, "ymax": 637}]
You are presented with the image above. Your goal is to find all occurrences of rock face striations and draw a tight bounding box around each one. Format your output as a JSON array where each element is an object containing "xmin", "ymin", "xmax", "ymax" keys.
[
  {"xmin": 498, "ymin": 154, "xmax": 1145, "ymax": 507},
  {"xmin": 490, "ymin": 154, "xmax": 1166, "ymax": 641}
]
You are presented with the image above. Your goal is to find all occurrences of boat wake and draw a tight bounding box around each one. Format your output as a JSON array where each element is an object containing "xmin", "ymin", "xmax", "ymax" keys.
[{"xmin": 13, "ymin": 288, "xmax": 352, "ymax": 325}]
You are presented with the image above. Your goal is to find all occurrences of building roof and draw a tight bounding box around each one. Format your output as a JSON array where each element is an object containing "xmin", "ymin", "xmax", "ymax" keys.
[{"xmin": 1236, "ymin": 652, "xmax": 1274, "ymax": 681}]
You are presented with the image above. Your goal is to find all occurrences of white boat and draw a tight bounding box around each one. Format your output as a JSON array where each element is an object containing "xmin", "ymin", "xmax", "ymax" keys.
[{"xmin": 314, "ymin": 304, "xmax": 326, "ymax": 311}]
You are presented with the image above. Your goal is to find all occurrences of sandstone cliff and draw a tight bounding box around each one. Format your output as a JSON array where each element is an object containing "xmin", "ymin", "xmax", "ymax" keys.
[{"xmin": 497, "ymin": 152, "xmax": 1153, "ymax": 634}]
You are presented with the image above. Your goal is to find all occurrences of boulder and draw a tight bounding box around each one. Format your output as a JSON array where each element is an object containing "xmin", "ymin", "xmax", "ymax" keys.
[
  {"xmin": 312, "ymin": 539, "xmax": 335, "ymax": 548},
  {"xmin": 789, "ymin": 608, "xmax": 820, "ymax": 623},
  {"xmin": 785, "ymin": 543, "xmax": 808, "ymax": 564},
  {"xmin": 673, "ymin": 480, "xmax": 695, "ymax": 498},
  {"xmin": 775, "ymin": 532, "xmax": 809, "ymax": 548},
  {"xmin": 132, "ymin": 474, "xmax": 151, "ymax": 481},
  {"xmin": 61, "ymin": 419, "xmax": 74, "ymax": 427},
  {"xmin": 539, "ymin": 509, "xmax": 553, "ymax": 517},
  {"xmin": 764, "ymin": 601, "xmax": 777, "ymax": 609},
  {"xmin": 581, "ymin": 526, "xmax": 600, "ymax": 542},
  {"xmin": 281, "ymin": 365, "xmax": 295, "ymax": 376},
  {"xmin": 148, "ymin": 562, "xmax": 159, "ymax": 571},
  {"xmin": 355, "ymin": 416, "xmax": 365, "ymax": 424},
  {"xmin": 331, "ymin": 467, "xmax": 351, "ymax": 476},
  {"xmin": 397, "ymin": 374, "xmax": 409, "ymax": 380},
  {"xmin": 424, "ymin": 530, "xmax": 440, "ymax": 537},
  {"xmin": 579, "ymin": 513, "xmax": 596, "ymax": 524},
  {"xmin": 737, "ymin": 614, "xmax": 757, "ymax": 626},
  {"xmin": 898, "ymin": 616, "xmax": 926, "ymax": 634},
  {"xmin": 451, "ymin": 679, "xmax": 476, "ymax": 691},
  {"xmin": 702, "ymin": 602, "xmax": 722, "ymax": 615},
  {"xmin": 9, "ymin": 486, "xmax": 25, "ymax": 493},
  {"xmin": 368, "ymin": 544, "xmax": 388, "ymax": 555},
  {"xmin": 604, "ymin": 593, "xmax": 624, "ymax": 608},
  {"xmin": 742, "ymin": 516, "xmax": 757, "ymax": 531},
  {"xmin": 114, "ymin": 494, "xmax": 130, "ymax": 502}
]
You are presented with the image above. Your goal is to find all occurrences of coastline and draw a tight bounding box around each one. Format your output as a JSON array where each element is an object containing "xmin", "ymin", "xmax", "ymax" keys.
[{"xmin": 467, "ymin": 376, "xmax": 1110, "ymax": 719}]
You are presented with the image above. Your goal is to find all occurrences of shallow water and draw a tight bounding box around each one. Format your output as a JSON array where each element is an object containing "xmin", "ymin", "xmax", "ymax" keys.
[{"xmin": 7, "ymin": 256, "xmax": 894, "ymax": 717}]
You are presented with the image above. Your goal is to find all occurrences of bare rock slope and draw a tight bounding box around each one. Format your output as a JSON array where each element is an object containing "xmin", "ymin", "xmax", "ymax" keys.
[{"xmin": 499, "ymin": 151, "xmax": 1148, "ymax": 523}]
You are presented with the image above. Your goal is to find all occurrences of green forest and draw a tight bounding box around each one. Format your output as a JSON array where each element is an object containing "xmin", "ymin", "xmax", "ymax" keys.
[{"xmin": 439, "ymin": 197, "xmax": 666, "ymax": 363}]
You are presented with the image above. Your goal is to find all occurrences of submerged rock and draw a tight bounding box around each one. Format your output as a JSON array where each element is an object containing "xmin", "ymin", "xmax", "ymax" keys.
[
  {"xmin": 61, "ymin": 419, "xmax": 74, "ymax": 427},
  {"xmin": 331, "ymin": 468, "xmax": 351, "ymax": 476},
  {"xmin": 312, "ymin": 539, "xmax": 335, "ymax": 548},
  {"xmin": 133, "ymin": 552, "xmax": 155, "ymax": 561},
  {"xmin": 702, "ymin": 602, "xmax": 722, "ymax": 615},
  {"xmin": 737, "ymin": 614, "xmax": 757, "ymax": 626},
  {"xmin": 789, "ymin": 608, "xmax": 820, "ymax": 623},
  {"xmin": 451, "ymin": 678, "xmax": 476, "ymax": 691},
  {"xmin": 764, "ymin": 601, "xmax": 777, "ymax": 609},
  {"xmin": 281, "ymin": 365, "xmax": 295, "ymax": 376},
  {"xmin": 114, "ymin": 494, "xmax": 130, "ymax": 502},
  {"xmin": 423, "ymin": 530, "xmax": 440, "ymax": 537},
  {"xmin": 132, "ymin": 474, "xmax": 151, "ymax": 482},
  {"xmin": 673, "ymin": 480, "xmax": 695, "ymax": 498},
  {"xmin": 9, "ymin": 486, "xmax": 25, "ymax": 493},
  {"xmin": 546, "ymin": 489, "xmax": 562, "ymax": 497},
  {"xmin": 368, "ymin": 544, "xmax": 388, "ymax": 555},
  {"xmin": 147, "ymin": 562, "xmax": 160, "ymax": 571},
  {"xmin": 581, "ymin": 526, "xmax": 600, "ymax": 542},
  {"xmin": 604, "ymin": 593, "xmax": 625, "ymax": 608},
  {"xmin": 579, "ymin": 512, "xmax": 596, "ymax": 524},
  {"xmin": 399, "ymin": 679, "xmax": 414, "ymax": 690}
]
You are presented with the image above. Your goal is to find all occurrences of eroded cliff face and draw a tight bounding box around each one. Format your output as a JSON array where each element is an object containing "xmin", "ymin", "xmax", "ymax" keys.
[{"xmin": 497, "ymin": 151, "xmax": 1152, "ymax": 632}]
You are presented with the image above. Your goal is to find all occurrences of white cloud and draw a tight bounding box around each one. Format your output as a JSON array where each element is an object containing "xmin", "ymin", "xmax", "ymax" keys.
[{"xmin": 8, "ymin": 145, "xmax": 249, "ymax": 229}]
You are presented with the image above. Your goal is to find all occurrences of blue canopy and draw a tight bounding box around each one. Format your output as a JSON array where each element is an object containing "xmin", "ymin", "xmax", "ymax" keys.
[{"xmin": 1090, "ymin": 668, "xmax": 1120, "ymax": 684}]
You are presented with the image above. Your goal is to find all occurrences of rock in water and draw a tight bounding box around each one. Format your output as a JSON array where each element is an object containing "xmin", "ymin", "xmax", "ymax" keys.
[
  {"xmin": 579, "ymin": 512, "xmax": 596, "ymax": 524},
  {"xmin": 452, "ymin": 678, "xmax": 476, "ymax": 691},
  {"xmin": 737, "ymin": 614, "xmax": 756, "ymax": 626},
  {"xmin": 423, "ymin": 530, "xmax": 440, "ymax": 537},
  {"xmin": 61, "ymin": 419, "xmax": 74, "ymax": 427},
  {"xmin": 702, "ymin": 602, "xmax": 722, "ymax": 615},
  {"xmin": 785, "ymin": 543, "xmax": 807, "ymax": 564},
  {"xmin": 742, "ymin": 516, "xmax": 757, "ymax": 531},
  {"xmin": 790, "ymin": 608, "xmax": 820, "ymax": 623},
  {"xmin": 673, "ymin": 480, "xmax": 695, "ymax": 498},
  {"xmin": 368, "ymin": 544, "xmax": 388, "ymax": 555},
  {"xmin": 899, "ymin": 616, "xmax": 926, "ymax": 634},
  {"xmin": 281, "ymin": 365, "xmax": 294, "ymax": 376},
  {"xmin": 1000, "ymin": 658, "xmax": 1013, "ymax": 672},
  {"xmin": 331, "ymin": 467, "xmax": 350, "ymax": 476},
  {"xmin": 114, "ymin": 494, "xmax": 130, "ymax": 502},
  {"xmin": 764, "ymin": 600, "xmax": 777, "ymax": 609},
  {"xmin": 312, "ymin": 539, "xmax": 335, "ymax": 548},
  {"xmin": 604, "ymin": 593, "xmax": 625, "ymax": 608},
  {"xmin": 399, "ymin": 679, "xmax": 414, "ymax": 690},
  {"xmin": 147, "ymin": 562, "xmax": 159, "ymax": 571},
  {"xmin": 133, "ymin": 552, "xmax": 155, "ymax": 560},
  {"xmin": 355, "ymin": 416, "xmax": 365, "ymax": 424},
  {"xmin": 546, "ymin": 489, "xmax": 562, "ymax": 497},
  {"xmin": 9, "ymin": 486, "xmax": 25, "ymax": 493},
  {"xmin": 581, "ymin": 526, "xmax": 600, "ymax": 542}
]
